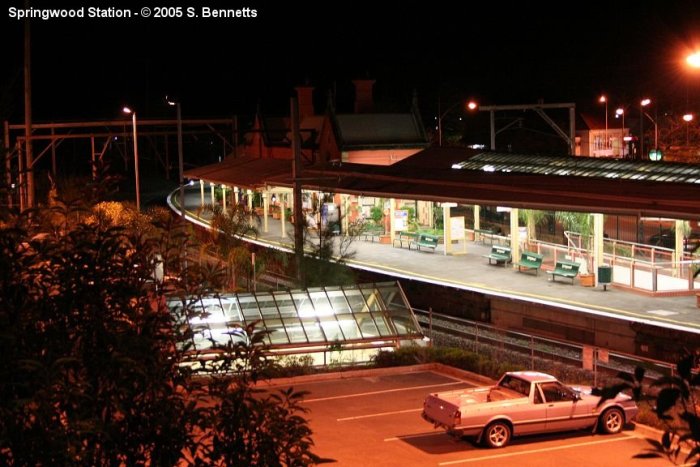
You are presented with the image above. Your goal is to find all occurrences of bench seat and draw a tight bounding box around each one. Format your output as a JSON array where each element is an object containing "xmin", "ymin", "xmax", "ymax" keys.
[
  {"xmin": 482, "ymin": 246, "xmax": 512, "ymax": 266},
  {"xmin": 546, "ymin": 260, "xmax": 581, "ymax": 284},
  {"xmin": 359, "ymin": 225, "xmax": 384, "ymax": 242},
  {"xmin": 393, "ymin": 231, "xmax": 417, "ymax": 248},
  {"xmin": 411, "ymin": 233, "xmax": 439, "ymax": 252},
  {"xmin": 514, "ymin": 251, "xmax": 544, "ymax": 275},
  {"xmin": 474, "ymin": 228, "xmax": 495, "ymax": 245}
]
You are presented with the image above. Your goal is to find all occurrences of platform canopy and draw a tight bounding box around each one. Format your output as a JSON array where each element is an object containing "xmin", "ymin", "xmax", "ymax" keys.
[{"xmin": 169, "ymin": 281, "xmax": 424, "ymax": 362}]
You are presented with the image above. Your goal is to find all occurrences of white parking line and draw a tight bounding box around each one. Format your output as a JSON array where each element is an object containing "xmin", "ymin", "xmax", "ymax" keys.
[
  {"xmin": 304, "ymin": 381, "xmax": 464, "ymax": 403},
  {"xmin": 438, "ymin": 435, "xmax": 633, "ymax": 465},
  {"xmin": 338, "ymin": 408, "xmax": 423, "ymax": 421}
]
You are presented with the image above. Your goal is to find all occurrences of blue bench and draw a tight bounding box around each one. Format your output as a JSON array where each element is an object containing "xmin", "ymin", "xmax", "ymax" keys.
[
  {"xmin": 411, "ymin": 233, "xmax": 439, "ymax": 252},
  {"xmin": 514, "ymin": 251, "xmax": 544, "ymax": 276},
  {"xmin": 546, "ymin": 260, "xmax": 581, "ymax": 284},
  {"xmin": 393, "ymin": 231, "xmax": 417, "ymax": 248},
  {"xmin": 483, "ymin": 245, "xmax": 512, "ymax": 266}
]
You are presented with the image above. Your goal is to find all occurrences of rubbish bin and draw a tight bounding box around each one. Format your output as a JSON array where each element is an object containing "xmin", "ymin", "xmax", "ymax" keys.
[{"xmin": 598, "ymin": 265, "xmax": 612, "ymax": 291}]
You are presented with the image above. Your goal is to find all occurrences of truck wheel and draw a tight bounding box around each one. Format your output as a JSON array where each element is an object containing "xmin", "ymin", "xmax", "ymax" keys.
[
  {"xmin": 483, "ymin": 421, "xmax": 511, "ymax": 448},
  {"xmin": 599, "ymin": 408, "xmax": 624, "ymax": 434}
]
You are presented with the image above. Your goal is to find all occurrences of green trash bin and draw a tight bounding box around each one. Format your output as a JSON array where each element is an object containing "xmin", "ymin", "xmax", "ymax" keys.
[{"xmin": 598, "ymin": 265, "xmax": 612, "ymax": 291}]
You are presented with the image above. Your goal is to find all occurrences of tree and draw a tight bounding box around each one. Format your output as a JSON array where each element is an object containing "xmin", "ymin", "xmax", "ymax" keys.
[
  {"xmin": 297, "ymin": 194, "xmax": 358, "ymax": 288},
  {"xmin": 0, "ymin": 190, "xmax": 323, "ymax": 464},
  {"xmin": 518, "ymin": 209, "xmax": 549, "ymax": 242},
  {"xmin": 594, "ymin": 350, "xmax": 700, "ymax": 465},
  {"xmin": 204, "ymin": 203, "xmax": 259, "ymax": 291},
  {"xmin": 555, "ymin": 211, "xmax": 594, "ymax": 273}
]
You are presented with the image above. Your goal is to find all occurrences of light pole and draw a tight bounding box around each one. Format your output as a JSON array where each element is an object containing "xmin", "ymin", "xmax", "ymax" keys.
[
  {"xmin": 640, "ymin": 98, "xmax": 658, "ymax": 158},
  {"xmin": 167, "ymin": 97, "xmax": 185, "ymax": 218},
  {"xmin": 437, "ymin": 100, "xmax": 474, "ymax": 146},
  {"xmin": 683, "ymin": 113, "xmax": 694, "ymax": 145},
  {"xmin": 615, "ymin": 107, "xmax": 625, "ymax": 157},
  {"xmin": 598, "ymin": 95, "xmax": 608, "ymax": 153},
  {"xmin": 123, "ymin": 106, "xmax": 140, "ymax": 211}
]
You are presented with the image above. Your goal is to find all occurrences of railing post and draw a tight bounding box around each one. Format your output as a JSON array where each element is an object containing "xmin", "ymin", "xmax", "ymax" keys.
[
  {"xmin": 630, "ymin": 260, "xmax": 635, "ymax": 288},
  {"xmin": 652, "ymin": 267, "xmax": 657, "ymax": 292},
  {"xmin": 531, "ymin": 335, "xmax": 535, "ymax": 370},
  {"xmin": 429, "ymin": 307, "xmax": 433, "ymax": 347}
]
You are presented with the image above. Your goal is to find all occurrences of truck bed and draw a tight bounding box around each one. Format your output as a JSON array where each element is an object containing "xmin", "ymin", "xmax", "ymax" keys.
[{"xmin": 423, "ymin": 386, "xmax": 525, "ymax": 429}]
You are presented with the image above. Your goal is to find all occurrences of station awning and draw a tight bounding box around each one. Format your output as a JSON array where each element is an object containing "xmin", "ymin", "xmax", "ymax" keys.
[{"xmin": 169, "ymin": 281, "xmax": 424, "ymax": 357}]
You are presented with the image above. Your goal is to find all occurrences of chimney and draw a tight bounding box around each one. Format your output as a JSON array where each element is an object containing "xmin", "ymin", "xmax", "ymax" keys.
[
  {"xmin": 352, "ymin": 79, "xmax": 375, "ymax": 113},
  {"xmin": 295, "ymin": 86, "xmax": 315, "ymax": 118}
]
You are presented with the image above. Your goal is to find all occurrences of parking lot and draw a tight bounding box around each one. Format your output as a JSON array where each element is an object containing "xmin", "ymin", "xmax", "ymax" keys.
[{"xmin": 264, "ymin": 367, "xmax": 675, "ymax": 466}]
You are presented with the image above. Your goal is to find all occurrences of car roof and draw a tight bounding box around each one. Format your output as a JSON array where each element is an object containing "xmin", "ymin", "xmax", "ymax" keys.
[{"xmin": 506, "ymin": 371, "xmax": 558, "ymax": 383}]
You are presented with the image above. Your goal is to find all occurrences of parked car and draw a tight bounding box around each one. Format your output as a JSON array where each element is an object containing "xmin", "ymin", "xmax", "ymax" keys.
[{"xmin": 422, "ymin": 371, "xmax": 638, "ymax": 448}]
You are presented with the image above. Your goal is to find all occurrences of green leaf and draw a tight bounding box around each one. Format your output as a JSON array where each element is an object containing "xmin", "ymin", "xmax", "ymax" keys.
[
  {"xmin": 677, "ymin": 352, "xmax": 695, "ymax": 381},
  {"xmin": 617, "ymin": 372, "xmax": 635, "ymax": 383},
  {"xmin": 656, "ymin": 388, "xmax": 681, "ymax": 416},
  {"xmin": 662, "ymin": 431, "xmax": 672, "ymax": 449},
  {"xmin": 634, "ymin": 366, "xmax": 646, "ymax": 383}
]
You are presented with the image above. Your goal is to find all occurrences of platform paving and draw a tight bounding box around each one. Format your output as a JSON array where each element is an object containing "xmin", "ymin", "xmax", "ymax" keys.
[{"xmin": 176, "ymin": 188, "xmax": 700, "ymax": 335}]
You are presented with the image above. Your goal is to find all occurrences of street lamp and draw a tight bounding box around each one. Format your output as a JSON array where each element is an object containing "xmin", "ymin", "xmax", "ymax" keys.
[
  {"xmin": 615, "ymin": 107, "xmax": 625, "ymax": 157},
  {"xmin": 683, "ymin": 113, "xmax": 694, "ymax": 145},
  {"xmin": 598, "ymin": 95, "xmax": 608, "ymax": 153},
  {"xmin": 437, "ymin": 100, "xmax": 474, "ymax": 147},
  {"xmin": 640, "ymin": 98, "xmax": 657, "ymax": 159},
  {"xmin": 122, "ymin": 106, "xmax": 140, "ymax": 212},
  {"xmin": 687, "ymin": 52, "xmax": 700, "ymax": 69},
  {"xmin": 166, "ymin": 96, "xmax": 185, "ymax": 218}
]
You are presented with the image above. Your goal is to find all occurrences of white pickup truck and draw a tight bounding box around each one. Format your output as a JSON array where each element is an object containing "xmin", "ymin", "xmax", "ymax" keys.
[{"xmin": 422, "ymin": 371, "xmax": 638, "ymax": 448}]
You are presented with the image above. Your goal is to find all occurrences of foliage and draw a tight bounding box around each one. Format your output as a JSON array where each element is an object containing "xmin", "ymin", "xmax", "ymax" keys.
[
  {"xmin": 203, "ymin": 203, "xmax": 259, "ymax": 291},
  {"xmin": 519, "ymin": 209, "xmax": 549, "ymax": 241},
  {"xmin": 555, "ymin": 211, "xmax": 593, "ymax": 240},
  {"xmin": 199, "ymin": 325, "xmax": 330, "ymax": 466},
  {"xmin": 372, "ymin": 346, "xmax": 519, "ymax": 379},
  {"xmin": 369, "ymin": 205, "xmax": 384, "ymax": 225},
  {"xmin": 555, "ymin": 211, "xmax": 594, "ymax": 273},
  {"xmin": 0, "ymin": 192, "xmax": 323, "ymax": 464},
  {"xmin": 298, "ymin": 195, "xmax": 357, "ymax": 288},
  {"xmin": 595, "ymin": 350, "xmax": 700, "ymax": 465},
  {"xmin": 434, "ymin": 207, "xmax": 444, "ymax": 230}
]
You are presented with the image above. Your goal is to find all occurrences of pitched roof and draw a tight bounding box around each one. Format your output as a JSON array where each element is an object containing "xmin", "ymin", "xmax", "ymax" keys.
[
  {"xmin": 259, "ymin": 115, "xmax": 323, "ymax": 148},
  {"xmin": 333, "ymin": 113, "xmax": 428, "ymax": 150}
]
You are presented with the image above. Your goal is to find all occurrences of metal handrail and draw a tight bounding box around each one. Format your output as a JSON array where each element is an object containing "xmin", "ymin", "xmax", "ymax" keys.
[{"xmin": 413, "ymin": 307, "xmax": 676, "ymax": 381}]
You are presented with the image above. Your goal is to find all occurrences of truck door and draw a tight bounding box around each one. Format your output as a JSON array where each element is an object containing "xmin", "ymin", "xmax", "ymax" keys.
[{"xmin": 539, "ymin": 382, "xmax": 592, "ymax": 432}]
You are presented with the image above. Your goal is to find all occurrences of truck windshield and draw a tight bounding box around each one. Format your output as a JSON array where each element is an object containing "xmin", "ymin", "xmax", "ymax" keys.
[{"xmin": 498, "ymin": 375, "xmax": 529, "ymax": 396}]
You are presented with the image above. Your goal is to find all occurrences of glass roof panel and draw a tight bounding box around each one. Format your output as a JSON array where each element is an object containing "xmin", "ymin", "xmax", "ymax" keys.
[
  {"xmin": 452, "ymin": 152, "xmax": 700, "ymax": 184},
  {"xmin": 172, "ymin": 282, "xmax": 422, "ymax": 352}
]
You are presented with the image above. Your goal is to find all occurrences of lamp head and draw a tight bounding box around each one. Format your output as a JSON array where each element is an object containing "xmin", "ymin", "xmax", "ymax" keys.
[
  {"xmin": 598, "ymin": 95, "xmax": 606, "ymax": 103},
  {"xmin": 123, "ymin": 106, "xmax": 133, "ymax": 115},
  {"xmin": 166, "ymin": 95, "xmax": 177, "ymax": 106},
  {"xmin": 641, "ymin": 98, "xmax": 651, "ymax": 107},
  {"xmin": 467, "ymin": 101, "xmax": 478, "ymax": 110},
  {"xmin": 687, "ymin": 52, "xmax": 700, "ymax": 68}
]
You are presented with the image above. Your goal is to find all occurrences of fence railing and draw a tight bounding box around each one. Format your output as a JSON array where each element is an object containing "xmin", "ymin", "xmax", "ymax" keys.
[
  {"xmin": 414, "ymin": 307, "xmax": 677, "ymax": 384},
  {"xmin": 528, "ymin": 234, "xmax": 699, "ymax": 294}
]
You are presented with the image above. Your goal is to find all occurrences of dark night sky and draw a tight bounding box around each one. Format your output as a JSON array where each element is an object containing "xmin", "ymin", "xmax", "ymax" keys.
[{"xmin": 3, "ymin": 1, "xmax": 700, "ymax": 123}]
